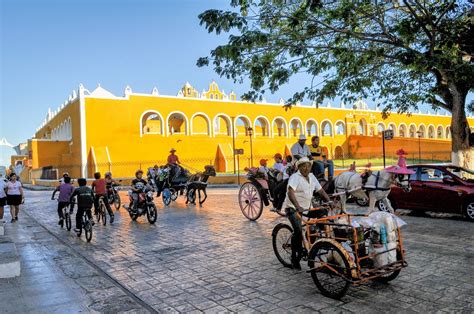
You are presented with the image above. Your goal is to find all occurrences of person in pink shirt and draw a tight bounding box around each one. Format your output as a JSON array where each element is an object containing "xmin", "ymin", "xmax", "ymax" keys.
[{"xmin": 92, "ymin": 172, "xmax": 114, "ymax": 223}]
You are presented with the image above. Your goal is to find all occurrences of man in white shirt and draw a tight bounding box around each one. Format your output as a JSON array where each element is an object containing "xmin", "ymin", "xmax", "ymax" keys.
[
  {"xmin": 283, "ymin": 157, "xmax": 332, "ymax": 270},
  {"xmin": 290, "ymin": 134, "xmax": 311, "ymax": 160}
]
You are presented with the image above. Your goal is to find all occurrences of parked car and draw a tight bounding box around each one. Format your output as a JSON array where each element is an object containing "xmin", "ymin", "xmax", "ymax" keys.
[{"xmin": 388, "ymin": 164, "xmax": 474, "ymax": 221}]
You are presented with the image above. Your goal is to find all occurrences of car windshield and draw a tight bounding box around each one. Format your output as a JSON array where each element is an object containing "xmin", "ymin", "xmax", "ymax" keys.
[{"xmin": 446, "ymin": 167, "xmax": 474, "ymax": 181}]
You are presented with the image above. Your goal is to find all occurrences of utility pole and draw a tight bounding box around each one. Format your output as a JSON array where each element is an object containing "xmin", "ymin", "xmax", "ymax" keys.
[{"xmin": 231, "ymin": 116, "xmax": 236, "ymax": 174}]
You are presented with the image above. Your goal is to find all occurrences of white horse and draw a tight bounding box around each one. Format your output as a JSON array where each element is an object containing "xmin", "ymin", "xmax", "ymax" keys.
[{"xmin": 333, "ymin": 169, "xmax": 412, "ymax": 214}]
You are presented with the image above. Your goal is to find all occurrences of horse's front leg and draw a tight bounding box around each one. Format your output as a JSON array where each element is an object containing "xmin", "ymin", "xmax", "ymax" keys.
[{"xmin": 368, "ymin": 192, "xmax": 377, "ymax": 214}]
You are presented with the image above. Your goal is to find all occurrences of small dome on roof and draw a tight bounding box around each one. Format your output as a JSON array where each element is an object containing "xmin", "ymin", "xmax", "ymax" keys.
[{"xmin": 90, "ymin": 85, "xmax": 116, "ymax": 98}]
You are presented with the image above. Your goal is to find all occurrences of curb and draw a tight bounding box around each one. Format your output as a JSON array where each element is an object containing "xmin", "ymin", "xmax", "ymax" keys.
[{"xmin": 0, "ymin": 236, "xmax": 21, "ymax": 278}]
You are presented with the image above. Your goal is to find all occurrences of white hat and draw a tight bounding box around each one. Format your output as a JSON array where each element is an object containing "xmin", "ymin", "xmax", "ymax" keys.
[
  {"xmin": 298, "ymin": 134, "xmax": 307, "ymax": 140},
  {"xmin": 296, "ymin": 157, "xmax": 313, "ymax": 168}
]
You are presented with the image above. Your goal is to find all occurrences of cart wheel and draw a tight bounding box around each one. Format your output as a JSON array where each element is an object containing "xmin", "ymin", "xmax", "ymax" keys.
[
  {"xmin": 170, "ymin": 188, "xmax": 178, "ymax": 201},
  {"xmin": 308, "ymin": 241, "xmax": 351, "ymax": 299},
  {"xmin": 374, "ymin": 250, "xmax": 402, "ymax": 283},
  {"xmin": 162, "ymin": 188, "xmax": 172, "ymax": 206},
  {"xmin": 272, "ymin": 223, "xmax": 293, "ymax": 268},
  {"xmin": 238, "ymin": 182, "xmax": 263, "ymax": 221},
  {"xmin": 187, "ymin": 188, "xmax": 196, "ymax": 204},
  {"xmin": 356, "ymin": 198, "xmax": 369, "ymax": 207}
]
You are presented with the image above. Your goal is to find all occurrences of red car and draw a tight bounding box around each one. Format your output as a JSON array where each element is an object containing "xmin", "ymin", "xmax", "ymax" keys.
[{"xmin": 388, "ymin": 164, "xmax": 474, "ymax": 221}]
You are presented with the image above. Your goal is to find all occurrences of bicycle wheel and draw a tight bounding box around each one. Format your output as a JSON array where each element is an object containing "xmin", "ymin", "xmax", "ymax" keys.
[
  {"xmin": 100, "ymin": 201, "xmax": 107, "ymax": 226},
  {"xmin": 113, "ymin": 194, "xmax": 121, "ymax": 210},
  {"xmin": 272, "ymin": 223, "xmax": 293, "ymax": 268},
  {"xmin": 84, "ymin": 219, "xmax": 93, "ymax": 242},
  {"xmin": 238, "ymin": 182, "xmax": 263, "ymax": 221},
  {"xmin": 146, "ymin": 203, "xmax": 158, "ymax": 224},
  {"xmin": 65, "ymin": 211, "xmax": 72, "ymax": 231},
  {"xmin": 308, "ymin": 241, "xmax": 351, "ymax": 299},
  {"xmin": 162, "ymin": 188, "xmax": 171, "ymax": 206}
]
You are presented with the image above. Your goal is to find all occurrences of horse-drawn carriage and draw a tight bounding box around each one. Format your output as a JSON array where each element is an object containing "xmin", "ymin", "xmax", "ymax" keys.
[{"xmin": 149, "ymin": 165, "xmax": 216, "ymax": 206}]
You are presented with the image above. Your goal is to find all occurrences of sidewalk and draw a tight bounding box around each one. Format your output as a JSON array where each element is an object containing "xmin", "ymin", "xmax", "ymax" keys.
[{"xmin": 0, "ymin": 210, "xmax": 149, "ymax": 313}]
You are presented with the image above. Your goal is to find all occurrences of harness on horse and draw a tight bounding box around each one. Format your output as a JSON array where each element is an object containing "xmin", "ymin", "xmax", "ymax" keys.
[{"xmin": 364, "ymin": 171, "xmax": 391, "ymax": 192}]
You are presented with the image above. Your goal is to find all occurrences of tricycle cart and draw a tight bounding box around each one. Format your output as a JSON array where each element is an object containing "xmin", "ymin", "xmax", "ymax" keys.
[{"xmin": 272, "ymin": 209, "xmax": 407, "ymax": 299}]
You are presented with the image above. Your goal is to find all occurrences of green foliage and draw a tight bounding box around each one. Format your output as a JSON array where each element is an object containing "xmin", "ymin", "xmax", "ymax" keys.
[{"xmin": 198, "ymin": 0, "xmax": 473, "ymax": 116}]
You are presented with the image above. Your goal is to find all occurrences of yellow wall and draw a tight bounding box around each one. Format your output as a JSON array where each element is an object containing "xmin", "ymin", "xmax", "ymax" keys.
[{"xmin": 29, "ymin": 82, "xmax": 474, "ymax": 179}]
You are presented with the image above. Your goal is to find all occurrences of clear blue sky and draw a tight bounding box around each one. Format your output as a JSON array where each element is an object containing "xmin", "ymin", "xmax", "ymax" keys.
[{"xmin": 0, "ymin": 0, "xmax": 471, "ymax": 166}]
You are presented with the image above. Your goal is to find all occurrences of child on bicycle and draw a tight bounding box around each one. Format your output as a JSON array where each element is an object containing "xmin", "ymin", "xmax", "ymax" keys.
[
  {"xmin": 70, "ymin": 178, "xmax": 94, "ymax": 233},
  {"xmin": 92, "ymin": 172, "xmax": 114, "ymax": 223},
  {"xmin": 51, "ymin": 176, "xmax": 75, "ymax": 227}
]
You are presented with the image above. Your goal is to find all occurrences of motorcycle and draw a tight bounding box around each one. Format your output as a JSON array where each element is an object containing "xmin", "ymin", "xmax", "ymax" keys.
[{"xmin": 126, "ymin": 182, "xmax": 158, "ymax": 224}]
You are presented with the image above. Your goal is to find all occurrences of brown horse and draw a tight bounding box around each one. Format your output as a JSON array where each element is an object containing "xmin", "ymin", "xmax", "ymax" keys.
[{"xmin": 185, "ymin": 165, "xmax": 216, "ymax": 206}]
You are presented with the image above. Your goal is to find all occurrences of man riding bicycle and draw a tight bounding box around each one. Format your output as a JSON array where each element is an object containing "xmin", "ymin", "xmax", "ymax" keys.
[
  {"xmin": 70, "ymin": 178, "xmax": 94, "ymax": 234},
  {"xmin": 282, "ymin": 157, "xmax": 332, "ymax": 270}
]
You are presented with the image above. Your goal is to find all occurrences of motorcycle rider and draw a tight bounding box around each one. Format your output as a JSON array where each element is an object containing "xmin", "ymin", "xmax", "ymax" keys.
[
  {"xmin": 92, "ymin": 172, "xmax": 114, "ymax": 223},
  {"xmin": 130, "ymin": 170, "xmax": 148, "ymax": 211}
]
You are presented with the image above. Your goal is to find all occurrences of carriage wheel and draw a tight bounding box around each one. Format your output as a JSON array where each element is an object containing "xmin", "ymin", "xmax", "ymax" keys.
[
  {"xmin": 170, "ymin": 188, "xmax": 178, "ymax": 201},
  {"xmin": 187, "ymin": 188, "xmax": 196, "ymax": 204},
  {"xmin": 308, "ymin": 241, "xmax": 351, "ymax": 299},
  {"xmin": 374, "ymin": 250, "xmax": 402, "ymax": 283},
  {"xmin": 162, "ymin": 188, "xmax": 172, "ymax": 206},
  {"xmin": 238, "ymin": 182, "xmax": 263, "ymax": 221},
  {"xmin": 272, "ymin": 223, "xmax": 293, "ymax": 268}
]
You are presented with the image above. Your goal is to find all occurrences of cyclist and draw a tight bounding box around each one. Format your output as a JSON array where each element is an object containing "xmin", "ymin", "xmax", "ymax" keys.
[
  {"xmin": 70, "ymin": 178, "xmax": 94, "ymax": 234},
  {"xmin": 282, "ymin": 157, "xmax": 332, "ymax": 270},
  {"xmin": 51, "ymin": 176, "xmax": 75, "ymax": 227},
  {"xmin": 92, "ymin": 172, "xmax": 114, "ymax": 223},
  {"xmin": 130, "ymin": 170, "xmax": 147, "ymax": 211}
]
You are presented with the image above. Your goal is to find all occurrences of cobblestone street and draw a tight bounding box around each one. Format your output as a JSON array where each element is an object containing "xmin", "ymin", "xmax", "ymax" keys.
[{"xmin": 2, "ymin": 188, "xmax": 473, "ymax": 313}]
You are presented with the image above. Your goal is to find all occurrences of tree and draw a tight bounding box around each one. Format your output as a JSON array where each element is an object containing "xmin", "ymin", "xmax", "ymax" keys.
[{"xmin": 198, "ymin": 0, "xmax": 474, "ymax": 167}]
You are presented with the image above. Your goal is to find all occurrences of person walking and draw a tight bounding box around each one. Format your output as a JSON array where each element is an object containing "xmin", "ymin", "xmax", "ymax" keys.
[
  {"xmin": 6, "ymin": 173, "xmax": 24, "ymax": 223},
  {"xmin": 0, "ymin": 174, "xmax": 7, "ymax": 222}
]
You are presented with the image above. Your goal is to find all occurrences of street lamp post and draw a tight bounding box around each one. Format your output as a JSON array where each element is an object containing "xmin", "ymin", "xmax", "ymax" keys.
[
  {"xmin": 247, "ymin": 127, "xmax": 253, "ymax": 167},
  {"xmin": 417, "ymin": 130, "xmax": 422, "ymax": 163},
  {"xmin": 231, "ymin": 116, "xmax": 236, "ymax": 174}
]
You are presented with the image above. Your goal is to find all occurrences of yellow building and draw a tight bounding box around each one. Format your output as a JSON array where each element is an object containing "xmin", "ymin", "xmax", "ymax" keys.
[{"xmin": 29, "ymin": 81, "xmax": 474, "ymax": 179}]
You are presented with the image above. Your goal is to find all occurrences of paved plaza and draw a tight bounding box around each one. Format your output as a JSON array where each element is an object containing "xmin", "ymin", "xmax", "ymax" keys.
[{"xmin": 1, "ymin": 188, "xmax": 473, "ymax": 313}]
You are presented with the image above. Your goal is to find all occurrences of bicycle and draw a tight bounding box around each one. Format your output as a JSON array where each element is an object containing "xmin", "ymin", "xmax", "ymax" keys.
[
  {"xmin": 96, "ymin": 195, "xmax": 107, "ymax": 226},
  {"xmin": 52, "ymin": 198, "xmax": 73, "ymax": 231},
  {"xmin": 76, "ymin": 208, "xmax": 93, "ymax": 242}
]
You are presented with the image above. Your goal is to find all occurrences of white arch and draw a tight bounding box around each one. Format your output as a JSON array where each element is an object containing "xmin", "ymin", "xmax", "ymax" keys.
[
  {"xmin": 334, "ymin": 120, "xmax": 346, "ymax": 135},
  {"xmin": 427, "ymin": 124, "xmax": 435, "ymax": 139},
  {"xmin": 67, "ymin": 117, "xmax": 72, "ymax": 139},
  {"xmin": 305, "ymin": 118, "xmax": 319, "ymax": 137},
  {"xmin": 190, "ymin": 112, "xmax": 212, "ymax": 136},
  {"xmin": 271, "ymin": 116, "xmax": 288, "ymax": 138},
  {"xmin": 289, "ymin": 117, "xmax": 304, "ymax": 137},
  {"xmin": 387, "ymin": 122, "xmax": 397, "ymax": 136},
  {"xmin": 213, "ymin": 113, "xmax": 232, "ymax": 136},
  {"xmin": 254, "ymin": 115, "xmax": 271, "ymax": 137},
  {"xmin": 321, "ymin": 119, "xmax": 333, "ymax": 137},
  {"xmin": 166, "ymin": 111, "xmax": 189, "ymax": 136},
  {"xmin": 377, "ymin": 122, "xmax": 386, "ymax": 134},
  {"xmin": 418, "ymin": 123, "xmax": 427, "ymax": 138},
  {"xmin": 140, "ymin": 110, "xmax": 165, "ymax": 137},
  {"xmin": 235, "ymin": 114, "xmax": 252, "ymax": 136},
  {"xmin": 408, "ymin": 123, "xmax": 417, "ymax": 138},
  {"xmin": 398, "ymin": 123, "xmax": 408, "ymax": 137},
  {"xmin": 436, "ymin": 124, "xmax": 444, "ymax": 139}
]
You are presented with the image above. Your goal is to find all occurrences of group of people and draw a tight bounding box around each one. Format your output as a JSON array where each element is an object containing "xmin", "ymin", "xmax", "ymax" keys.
[
  {"xmin": 52, "ymin": 171, "xmax": 117, "ymax": 234},
  {"xmin": 0, "ymin": 173, "xmax": 24, "ymax": 223}
]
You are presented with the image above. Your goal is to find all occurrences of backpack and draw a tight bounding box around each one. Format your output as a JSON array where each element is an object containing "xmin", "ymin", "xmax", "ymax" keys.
[{"xmin": 76, "ymin": 186, "xmax": 94, "ymax": 207}]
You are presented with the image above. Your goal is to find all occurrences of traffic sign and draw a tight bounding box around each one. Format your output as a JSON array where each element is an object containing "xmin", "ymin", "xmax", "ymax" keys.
[{"xmin": 234, "ymin": 148, "xmax": 244, "ymax": 155}]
